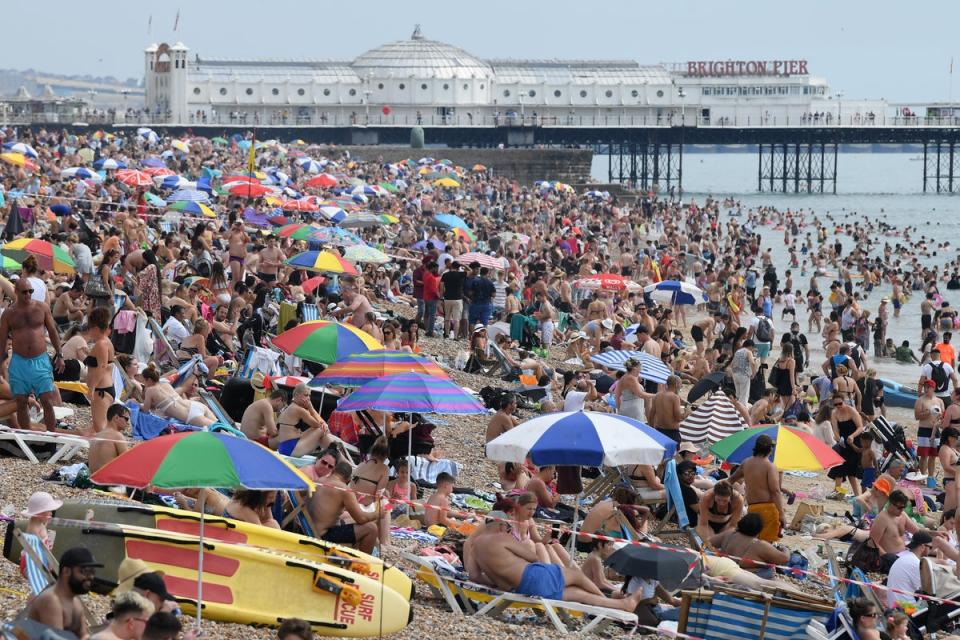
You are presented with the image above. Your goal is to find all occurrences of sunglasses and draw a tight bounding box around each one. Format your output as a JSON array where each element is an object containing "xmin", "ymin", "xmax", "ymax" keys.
[{"xmin": 317, "ymin": 459, "xmax": 334, "ymax": 468}]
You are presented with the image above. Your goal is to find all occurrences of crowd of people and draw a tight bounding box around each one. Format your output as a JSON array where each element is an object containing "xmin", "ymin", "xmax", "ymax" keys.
[{"xmin": 3, "ymin": 124, "xmax": 960, "ymax": 638}]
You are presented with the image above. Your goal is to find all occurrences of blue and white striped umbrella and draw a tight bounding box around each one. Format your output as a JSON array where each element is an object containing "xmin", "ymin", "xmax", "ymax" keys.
[
  {"xmin": 60, "ymin": 167, "xmax": 102, "ymax": 182},
  {"xmin": 137, "ymin": 127, "xmax": 159, "ymax": 144},
  {"xmin": 584, "ymin": 190, "xmax": 609, "ymax": 199},
  {"xmin": 93, "ymin": 158, "xmax": 126, "ymax": 170},
  {"xmin": 318, "ymin": 206, "xmax": 346, "ymax": 223},
  {"xmin": 351, "ymin": 185, "xmax": 379, "ymax": 197},
  {"xmin": 298, "ymin": 158, "xmax": 324, "ymax": 174},
  {"xmin": 167, "ymin": 188, "xmax": 210, "ymax": 203},
  {"xmin": 643, "ymin": 280, "xmax": 707, "ymax": 306},
  {"xmin": 486, "ymin": 411, "xmax": 675, "ymax": 467},
  {"xmin": 4, "ymin": 142, "xmax": 38, "ymax": 158},
  {"xmin": 155, "ymin": 175, "xmax": 194, "ymax": 190},
  {"xmin": 590, "ymin": 350, "xmax": 672, "ymax": 384}
]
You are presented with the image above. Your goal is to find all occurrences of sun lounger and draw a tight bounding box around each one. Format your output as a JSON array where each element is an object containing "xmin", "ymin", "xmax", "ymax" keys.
[
  {"xmin": 404, "ymin": 552, "xmax": 638, "ymax": 634},
  {"xmin": 0, "ymin": 425, "xmax": 88, "ymax": 464}
]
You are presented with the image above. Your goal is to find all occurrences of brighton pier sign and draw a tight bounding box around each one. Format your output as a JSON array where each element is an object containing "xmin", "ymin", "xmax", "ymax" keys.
[{"xmin": 686, "ymin": 60, "xmax": 809, "ymax": 77}]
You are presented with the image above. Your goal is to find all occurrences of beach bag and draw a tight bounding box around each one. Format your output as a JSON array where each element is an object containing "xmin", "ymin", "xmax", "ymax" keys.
[
  {"xmin": 788, "ymin": 502, "xmax": 823, "ymax": 531},
  {"xmin": 84, "ymin": 278, "xmax": 111, "ymax": 300},
  {"xmin": 931, "ymin": 362, "xmax": 949, "ymax": 393},
  {"xmin": 755, "ymin": 317, "xmax": 773, "ymax": 343},
  {"xmin": 847, "ymin": 539, "xmax": 881, "ymax": 573}
]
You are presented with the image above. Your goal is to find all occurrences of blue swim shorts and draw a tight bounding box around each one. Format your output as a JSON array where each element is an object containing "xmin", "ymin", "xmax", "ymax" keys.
[
  {"xmin": 516, "ymin": 562, "xmax": 565, "ymax": 600},
  {"xmin": 755, "ymin": 342, "xmax": 771, "ymax": 359},
  {"xmin": 9, "ymin": 353, "xmax": 55, "ymax": 398}
]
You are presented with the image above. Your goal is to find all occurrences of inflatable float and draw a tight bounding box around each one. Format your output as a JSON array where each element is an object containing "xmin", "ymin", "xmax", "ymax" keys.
[
  {"xmin": 880, "ymin": 378, "xmax": 918, "ymax": 409},
  {"xmin": 4, "ymin": 517, "xmax": 412, "ymax": 637},
  {"xmin": 52, "ymin": 500, "xmax": 412, "ymax": 600}
]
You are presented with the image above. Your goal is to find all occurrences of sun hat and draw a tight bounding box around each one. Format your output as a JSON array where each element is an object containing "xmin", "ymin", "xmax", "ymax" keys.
[
  {"xmin": 473, "ymin": 323, "xmax": 486, "ymax": 334},
  {"xmin": 114, "ymin": 558, "xmax": 166, "ymax": 594},
  {"xmin": 22, "ymin": 491, "xmax": 63, "ymax": 517},
  {"xmin": 601, "ymin": 318, "xmax": 614, "ymax": 330}
]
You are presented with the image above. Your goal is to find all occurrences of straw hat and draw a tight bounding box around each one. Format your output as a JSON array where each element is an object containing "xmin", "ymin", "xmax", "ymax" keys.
[
  {"xmin": 250, "ymin": 371, "xmax": 267, "ymax": 392},
  {"xmin": 22, "ymin": 491, "xmax": 62, "ymax": 517},
  {"xmin": 114, "ymin": 558, "xmax": 165, "ymax": 594}
]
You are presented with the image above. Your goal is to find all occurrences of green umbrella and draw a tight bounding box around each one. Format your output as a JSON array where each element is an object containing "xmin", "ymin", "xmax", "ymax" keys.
[
  {"xmin": 378, "ymin": 181, "xmax": 399, "ymax": 194},
  {"xmin": 211, "ymin": 136, "xmax": 229, "ymax": 145},
  {"xmin": 0, "ymin": 255, "xmax": 21, "ymax": 270}
]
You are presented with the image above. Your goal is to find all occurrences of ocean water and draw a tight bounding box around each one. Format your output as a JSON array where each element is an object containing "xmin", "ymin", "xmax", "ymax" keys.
[{"xmin": 590, "ymin": 152, "xmax": 960, "ymax": 386}]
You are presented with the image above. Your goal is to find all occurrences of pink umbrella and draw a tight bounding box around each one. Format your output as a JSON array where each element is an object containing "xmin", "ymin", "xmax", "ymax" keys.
[
  {"xmin": 573, "ymin": 273, "xmax": 643, "ymax": 292},
  {"xmin": 456, "ymin": 252, "xmax": 503, "ymax": 271}
]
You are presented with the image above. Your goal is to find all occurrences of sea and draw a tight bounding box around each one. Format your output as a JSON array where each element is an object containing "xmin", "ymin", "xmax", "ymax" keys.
[{"xmin": 590, "ymin": 152, "xmax": 960, "ymax": 387}]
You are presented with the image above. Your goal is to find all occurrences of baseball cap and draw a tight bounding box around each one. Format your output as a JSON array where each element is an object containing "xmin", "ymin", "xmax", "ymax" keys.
[
  {"xmin": 924, "ymin": 379, "xmax": 936, "ymax": 387},
  {"xmin": 60, "ymin": 546, "xmax": 104, "ymax": 568},
  {"xmin": 908, "ymin": 530, "xmax": 933, "ymax": 550},
  {"xmin": 133, "ymin": 572, "xmax": 174, "ymax": 602}
]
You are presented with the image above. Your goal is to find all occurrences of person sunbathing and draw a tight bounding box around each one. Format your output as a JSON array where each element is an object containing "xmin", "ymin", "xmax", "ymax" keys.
[
  {"xmin": 465, "ymin": 515, "xmax": 643, "ymax": 611},
  {"xmin": 140, "ymin": 364, "xmax": 215, "ymax": 428},
  {"xmin": 222, "ymin": 489, "xmax": 280, "ymax": 529}
]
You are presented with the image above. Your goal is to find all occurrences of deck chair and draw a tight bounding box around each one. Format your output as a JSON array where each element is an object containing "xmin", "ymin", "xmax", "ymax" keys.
[
  {"xmin": 404, "ymin": 552, "xmax": 638, "ymax": 634},
  {"xmin": 13, "ymin": 528, "xmax": 97, "ymax": 627},
  {"xmin": 0, "ymin": 426, "xmax": 89, "ymax": 464},
  {"xmin": 913, "ymin": 557, "xmax": 960, "ymax": 635},
  {"xmin": 485, "ymin": 342, "xmax": 516, "ymax": 379},
  {"xmin": 278, "ymin": 301, "xmax": 298, "ymax": 333},
  {"xmin": 148, "ymin": 318, "xmax": 179, "ymax": 368},
  {"xmin": 653, "ymin": 459, "xmax": 688, "ymax": 534},
  {"xmin": 580, "ymin": 467, "xmax": 621, "ymax": 503},
  {"xmin": 238, "ymin": 345, "xmax": 281, "ymax": 379},
  {"xmin": 280, "ymin": 489, "xmax": 320, "ymax": 536},
  {"xmin": 680, "ymin": 587, "xmax": 833, "ymax": 640}
]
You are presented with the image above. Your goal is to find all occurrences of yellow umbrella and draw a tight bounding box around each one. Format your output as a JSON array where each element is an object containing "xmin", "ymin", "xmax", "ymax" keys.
[
  {"xmin": 0, "ymin": 152, "xmax": 29, "ymax": 167},
  {"xmin": 171, "ymin": 139, "xmax": 190, "ymax": 153},
  {"xmin": 433, "ymin": 177, "xmax": 460, "ymax": 188}
]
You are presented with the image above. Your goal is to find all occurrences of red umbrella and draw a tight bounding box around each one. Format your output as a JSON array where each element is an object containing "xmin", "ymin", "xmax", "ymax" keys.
[
  {"xmin": 228, "ymin": 182, "xmax": 271, "ymax": 198},
  {"xmin": 115, "ymin": 169, "xmax": 153, "ymax": 188},
  {"xmin": 573, "ymin": 273, "xmax": 643, "ymax": 292},
  {"xmin": 305, "ymin": 174, "xmax": 338, "ymax": 189},
  {"xmin": 301, "ymin": 275, "xmax": 327, "ymax": 294},
  {"xmin": 281, "ymin": 199, "xmax": 319, "ymax": 212},
  {"xmin": 142, "ymin": 167, "xmax": 176, "ymax": 177}
]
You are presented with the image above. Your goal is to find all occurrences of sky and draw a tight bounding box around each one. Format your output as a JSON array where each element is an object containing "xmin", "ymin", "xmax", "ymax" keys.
[{"xmin": 5, "ymin": 1, "xmax": 959, "ymax": 104}]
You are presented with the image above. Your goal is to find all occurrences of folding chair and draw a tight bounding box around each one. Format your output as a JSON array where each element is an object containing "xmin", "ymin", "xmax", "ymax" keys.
[
  {"xmin": 280, "ymin": 489, "xmax": 321, "ymax": 536},
  {"xmin": 653, "ymin": 459, "xmax": 688, "ymax": 535},
  {"xmin": 148, "ymin": 318, "xmax": 179, "ymax": 368},
  {"xmin": 300, "ymin": 303, "xmax": 320, "ymax": 322},
  {"xmin": 13, "ymin": 528, "xmax": 97, "ymax": 627}
]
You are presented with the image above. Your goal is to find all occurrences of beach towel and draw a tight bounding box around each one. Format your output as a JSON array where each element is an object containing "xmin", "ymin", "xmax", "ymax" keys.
[
  {"xmin": 747, "ymin": 502, "xmax": 783, "ymax": 541},
  {"xmin": 409, "ymin": 457, "xmax": 460, "ymax": 484}
]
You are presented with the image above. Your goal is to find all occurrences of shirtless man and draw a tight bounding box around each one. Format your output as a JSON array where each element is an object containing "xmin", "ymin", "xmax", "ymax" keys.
[
  {"xmin": 308, "ymin": 461, "xmax": 379, "ymax": 553},
  {"xmin": 485, "ymin": 393, "xmax": 518, "ymax": 443},
  {"xmin": 915, "ymin": 380, "xmax": 945, "ymax": 476},
  {"xmin": 227, "ymin": 220, "xmax": 250, "ymax": 284},
  {"xmin": 0, "ymin": 278, "xmax": 65, "ymax": 432},
  {"xmin": 25, "ymin": 546, "xmax": 102, "ymax": 639},
  {"xmin": 729, "ymin": 434, "xmax": 784, "ymax": 542},
  {"xmin": 51, "ymin": 285, "xmax": 85, "ymax": 327},
  {"xmin": 256, "ymin": 236, "xmax": 285, "ymax": 284},
  {"xmin": 647, "ymin": 375, "xmax": 684, "ymax": 445},
  {"xmin": 466, "ymin": 517, "xmax": 643, "ymax": 612},
  {"xmin": 240, "ymin": 391, "xmax": 285, "ymax": 443},
  {"xmin": 424, "ymin": 472, "xmax": 459, "ymax": 527},
  {"xmin": 339, "ymin": 289, "xmax": 374, "ymax": 329},
  {"xmin": 691, "ymin": 314, "xmax": 718, "ymax": 354},
  {"xmin": 88, "ymin": 405, "xmax": 131, "ymax": 473},
  {"xmin": 868, "ymin": 489, "xmax": 937, "ymax": 572}
]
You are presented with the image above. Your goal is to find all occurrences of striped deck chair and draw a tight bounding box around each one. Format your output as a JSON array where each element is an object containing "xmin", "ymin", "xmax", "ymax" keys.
[
  {"xmin": 113, "ymin": 292, "xmax": 127, "ymax": 313},
  {"xmin": 654, "ymin": 459, "xmax": 688, "ymax": 534},
  {"xmin": 300, "ymin": 303, "xmax": 320, "ymax": 322},
  {"xmin": 15, "ymin": 530, "xmax": 52, "ymax": 595},
  {"xmin": 703, "ymin": 591, "xmax": 831, "ymax": 640},
  {"xmin": 147, "ymin": 318, "xmax": 179, "ymax": 368},
  {"xmin": 238, "ymin": 346, "xmax": 281, "ymax": 379}
]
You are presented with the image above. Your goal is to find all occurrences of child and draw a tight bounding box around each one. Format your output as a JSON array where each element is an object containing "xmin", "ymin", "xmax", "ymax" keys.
[
  {"xmin": 884, "ymin": 609, "xmax": 909, "ymax": 640},
  {"xmin": 19, "ymin": 491, "xmax": 63, "ymax": 579},
  {"xmin": 424, "ymin": 472, "xmax": 457, "ymax": 527},
  {"xmin": 387, "ymin": 459, "xmax": 412, "ymax": 517},
  {"xmin": 859, "ymin": 431, "xmax": 878, "ymax": 490},
  {"xmin": 781, "ymin": 290, "xmax": 797, "ymax": 320}
]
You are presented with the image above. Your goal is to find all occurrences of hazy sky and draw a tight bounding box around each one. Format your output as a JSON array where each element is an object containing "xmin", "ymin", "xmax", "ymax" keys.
[{"xmin": 6, "ymin": 1, "xmax": 958, "ymax": 103}]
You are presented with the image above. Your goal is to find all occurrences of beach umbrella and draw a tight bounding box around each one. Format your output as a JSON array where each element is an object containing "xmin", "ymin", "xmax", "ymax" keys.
[
  {"xmin": 686, "ymin": 372, "xmax": 730, "ymax": 404},
  {"xmin": 243, "ymin": 208, "xmax": 271, "ymax": 228},
  {"xmin": 273, "ymin": 320, "xmax": 383, "ymax": 365},
  {"xmin": 281, "ymin": 199, "xmax": 319, "ymax": 213},
  {"xmin": 141, "ymin": 156, "xmax": 166, "ymax": 168},
  {"xmin": 377, "ymin": 181, "xmax": 399, "ymax": 194},
  {"xmin": 573, "ymin": 273, "xmax": 643, "ymax": 292},
  {"xmin": 486, "ymin": 411, "xmax": 674, "ymax": 467},
  {"xmin": 339, "ymin": 213, "xmax": 383, "ymax": 229},
  {"xmin": 472, "ymin": 164, "xmax": 487, "ymax": 172},
  {"xmin": 452, "ymin": 227, "xmax": 477, "ymax": 243},
  {"xmin": 643, "ymin": 280, "xmax": 707, "ymax": 306},
  {"xmin": 679, "ymin": 391, "xmax": 750, "ymax": 444},
  {"xmin": 115, "ymin": 169, "xmax": 153, "ymax": 188},
  {"xmin": 318, "ymin": 206, "xmax": 346, "ymax": 223},
  {"xmin": 0, "ymin": 255, "xmax": 21, "ymax": 271},
  {"xmin": 142, "ymin": 166, "xmax": 176, "ymax": 177},
  {"xmin": 584, "ymin": 190, "xmax": 609, "ymax": 199},
  {"xmin": 137, "ymin": 127, "xmax": 159, "ymax": 144},
  {"xmin": 285, "ymin": 250, "xmax": 359, "ymax": 275},
  {"xmin": 606, "ymin": 544, "xmax": 699, "ymax": 592},
  {"xmin": 276, "ymin": 223, "xmax": 322, "ymax": 241},
  {"xmin": 171, "ymin": 139, "xmax": 190, "ymax": 153},
  {"xmin": 211, "ymin": 136, "xmax": 229, "ymax": 146},
  {"xmin": 432, "ymin": 213, "xmax": 470, "ymax": 232},
  {"xmin": 267, "ymin": 375, "xmax": 311, "ymax": 389},
  {"xmin": 0, "ymin": 152, "xmax": 36, "ymax": 171},
  {"xmin": 60, "ymin": 167, "xmax": 102, "ymax": 182},
  {"xmin": 343, "ymin": 245, "xmax": 390, "ymax": 264},
  {"xmin": 709, "ymin": 424, "xmax": 844, "ymax": 471},
  {"xmin": 227, "ymin": 182, "xmax": 272, "ymax": 198},
  {"xmin": 93, "ymin": 158, "xmax": 126, "ymax": 170},
  {"xmin": 3, "ymin": 142, "xmax": 38, "ymax": 158},
  {"xmin": 305, "ymin": 173, "xmax": 338, "ymax": 188},
  {"xmin": 2, "ymin": 238, "xmax": 75, "ymax": 273},
  {"xmin": 167, "ymin": 201, "xmax": 216, "ymax": 218},
  {"xmin": 310, "ymin": 350, "xmax": 449, "ymax": 388},
  {"xmin": 91, "ymin": 431, "xmax": 312, "ymax": 627},
  {"xmin": 155, "ymin": 175, "xmax": 194, "ymax": 190},
  {"xmin": 433, "ymin": 177, "xmax": 460, "ymax": 188},
  {"xmin": 310, "ymin": 226, "xmax": 363, "ymax": 246},
  {"xmin": 299, "ymin": 275, "xmax": 327, "ymax": 294},
  {"xmin": 350, "ymin": 185, "xmax": 379, "ymax": 198},
  {"xmin": 298, "ymin": 158, "xmax": 324, "ymax": 174},
  {"xmin": 336, "ymin": 372, "xmax": 484, "ymax": 415},
  {"xmin": 144, "ymin": 193, "xmax": 166, "ymax": 207},
  {"xmin": 167, "ymin": 189, "xmax": 211, "ymax": 204},
  {"xmin": 456, "ymin": 252, "xmax": 502, "ymax": 271},
  {"xmin": 410, "ymin": 238, "xmax": 445, "ymax": 252},
  {"xmin": 589, "ymin": 351, "xmax": 672, "ymax": 384}
]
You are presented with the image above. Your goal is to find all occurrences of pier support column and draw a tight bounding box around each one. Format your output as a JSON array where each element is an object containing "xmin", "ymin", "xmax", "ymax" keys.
[
  {"xmin": 758, "ymin": 142, "xmax": 836, "ymax": 194},
  {"xmin": 603, "ymin": 142, "xmax": 683, "ymax": 193},
  {"xmin": 924, "ymin": 140, "xmax": 959, "ymax": 193}
]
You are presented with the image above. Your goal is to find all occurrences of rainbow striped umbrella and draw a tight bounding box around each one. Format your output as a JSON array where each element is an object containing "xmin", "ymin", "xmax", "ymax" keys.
[
  {"xmin": 309, "ymin": 350, "xmax": 449, "ymax": 388},
  {"xmin": 167, "ymin": 200, "xmax": 216, "ymax": 218},
  {"xmin": 336, "ymin": 373, "xmax": 486, "ymax": 415},
  {"xmin": 2, "ymin": 238, "xmax": 75, "ymax": 273},
  {"xmin": 286, "ymin": 250, "xmax": 359, "ymax": 275},
  {"xmin": 709, "ymin": 424, "xmax": 844, "ymax": 471},
  {"xmin": 276, "ymin": 223, "xmax": 322, "ymax": 240},
  {"xmin": 272, "ymin": 320, "xmax": 383, "ymax": 364}
]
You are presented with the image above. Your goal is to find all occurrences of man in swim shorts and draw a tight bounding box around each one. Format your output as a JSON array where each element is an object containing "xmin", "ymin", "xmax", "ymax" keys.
[
  {"xmin": 0, "ymin": 278, "xmax": 65, "ymax": 432},
  {"xmin": 729, "ymin": 435, "xmax": 784, "ymax": 542},
  {"xmin": 466, "ymin": 513, "xmax": 643, "ymax": 611},
  {"xmin": 308, "ymin": 462, "xmax": 379, "ymax": 553}
]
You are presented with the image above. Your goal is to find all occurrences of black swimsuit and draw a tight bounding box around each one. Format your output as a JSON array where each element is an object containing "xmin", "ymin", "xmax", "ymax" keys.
[{"xmin": 84, "ymin": 356, "xmax": 114, "ymax": 398}]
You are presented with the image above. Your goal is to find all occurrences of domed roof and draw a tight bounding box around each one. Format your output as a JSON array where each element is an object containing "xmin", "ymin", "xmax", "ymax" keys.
[{"xmin": 352, "ymin": 26, "xmax": 491, "ymax": 80}]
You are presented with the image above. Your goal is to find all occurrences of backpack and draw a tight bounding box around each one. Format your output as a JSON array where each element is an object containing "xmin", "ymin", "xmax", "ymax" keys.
[
  {"xmin": 931, "ymin": 362, "xmax": 949, "ymax": 393},
  {"xmin": 755, "ymin": 317, "xmax": 772, "ymax": 343}
]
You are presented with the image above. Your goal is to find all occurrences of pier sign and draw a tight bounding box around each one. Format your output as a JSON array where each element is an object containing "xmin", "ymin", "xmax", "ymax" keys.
[{"xmin": 686, "ymin": 60, "xmax": 809, "ymax": 77}]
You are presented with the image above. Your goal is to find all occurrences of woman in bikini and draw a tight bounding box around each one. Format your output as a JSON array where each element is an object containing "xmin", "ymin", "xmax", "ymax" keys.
[
  {"xmin": 695, "ymin": 480, "xmax": 744, "ymax": 542},
  {"xmin": 222, "ymin": 489, "xmax": 280, "ymax": 529},
  {"xmin": 86, "ymin": 307, "xmax": 116, "ymax": 434},
  {"xmin": 209, "ymin": 262, "xmax": 232, "ymax": 307},
  {"xmin": 141, "ymin": 364, "xmax": 215, "ymax": 428},
  {"xmin": 273, "ymin": 383, "xmax": 331, "ymax": 457},
  {"xmin": 513, "ymin": 492, "xmax": 570, "ymax": 566},
  {"xmin": 939, "ymin": 427, "xmax": 960, "ymax": 512},
  {"xmin": 351, "ymin": 436, "xmax": 391, "ymax": 548}
]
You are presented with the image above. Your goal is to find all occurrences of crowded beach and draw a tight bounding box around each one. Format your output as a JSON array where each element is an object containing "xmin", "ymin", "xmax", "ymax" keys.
[{"xmin": 0, "ymin": 127, "xmax": 959, "ymax": 640}]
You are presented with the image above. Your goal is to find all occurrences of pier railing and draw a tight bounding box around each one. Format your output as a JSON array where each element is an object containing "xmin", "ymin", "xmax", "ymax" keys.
[{"xmin": 2, "ymin": 111, "xmax": 960, "ymax": 129}]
